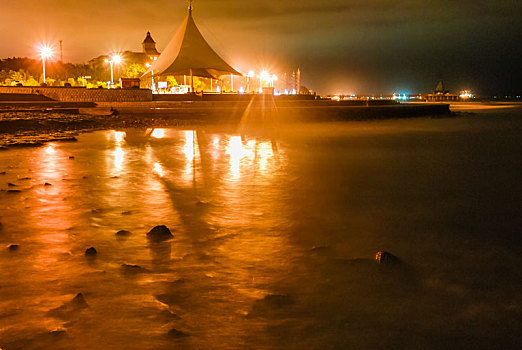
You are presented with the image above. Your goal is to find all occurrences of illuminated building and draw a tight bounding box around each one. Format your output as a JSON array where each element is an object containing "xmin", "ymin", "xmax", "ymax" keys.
[
  {"xmin": 425, "ymin": 80, "xmax": 459, "ymax": 101},
  {"xmin": 142, "ymin": 32, "xmax": 160, "ymax": 59},
  {"xmin": 87, "ymin": 32, "xmax": 161, "ymax": 83},
  {"xmin": 142, "ymin": 3, "xmax": 241, "ymax": 92}
]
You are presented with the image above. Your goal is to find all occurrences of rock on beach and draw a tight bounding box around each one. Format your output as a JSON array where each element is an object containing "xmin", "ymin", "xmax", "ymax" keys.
[
  {"xmin": 147, "ymin": 225, "xmax": 173, "ymax": 242},
  {"xmin": 375, "ymin": 251, "xmax": 400, "ymax": 265},
  {"xmin": 85, "ymin": 247, "xmax": 97, "ymax": 256}
]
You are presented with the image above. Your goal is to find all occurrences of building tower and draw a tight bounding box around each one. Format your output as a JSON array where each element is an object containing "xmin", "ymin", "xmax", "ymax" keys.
[{"xmin": 142, "ymin": 32, "xmax": 160, "ymax": 58}]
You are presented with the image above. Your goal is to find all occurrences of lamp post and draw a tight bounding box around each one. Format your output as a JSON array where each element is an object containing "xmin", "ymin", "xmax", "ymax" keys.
[
  {"xmin": 246, "ymin": 70, "xmax": 254, "ymax": 93},
  {"xmin": 260, "ymin": 70, "xmax": 269, "ymax": 93},
  {"xmin": 271, "ymin": 74, "xmax": 278, "ymax": 88},
  {"xmin": 40, "ymin": 46, "xmax": 53, "ymax": 84},
  {"xmin": 104, "ymin": 54, "xmax": 121, "ymax": 88},
  {"xmin": 146, "ymin": 56, "xmax": 158, "ymax": 92}
]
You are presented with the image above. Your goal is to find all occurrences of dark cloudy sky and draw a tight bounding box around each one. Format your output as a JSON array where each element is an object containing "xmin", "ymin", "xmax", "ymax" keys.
[{"xmin": 1, "ymin": 0, "xmax": 521, "ymax": 95}]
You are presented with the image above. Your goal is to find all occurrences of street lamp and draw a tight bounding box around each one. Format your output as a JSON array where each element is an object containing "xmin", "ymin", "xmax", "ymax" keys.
[
  {"xmin": 40, "ymin": 46, "xmax": 53, "ymax": 84},
  {"xmin": 105, "ymin": 54, "xmax": 122, "ymax": 88},
  {"xmin": 146, "ymin": 56, "xmax": 158, "ymax": 92},
  {"xmin": 271, "ymin": 74, "xmax": 278, "ymax": 88},
  {"xmin": 246, "ymin": 70, "xmax": 255, "ymax": 93},
  {"xmin": 259, "ymin": 70, "xmax": 270, "ymax": 93}
]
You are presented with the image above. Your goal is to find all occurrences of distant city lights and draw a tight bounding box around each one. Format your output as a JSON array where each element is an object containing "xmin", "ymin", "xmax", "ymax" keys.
[
  {"xmin": 392, "ymin": 93, "xmax": 409, "ymax": 101},
  {"xmin": 459, "ymin": 90, "xmax": 474, "ymax": 99}
]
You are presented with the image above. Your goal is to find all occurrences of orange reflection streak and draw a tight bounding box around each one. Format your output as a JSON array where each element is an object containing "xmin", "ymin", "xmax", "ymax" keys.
[
  {"xmin": 44, "ymin": 143, "xmax": 56, "ymax": 155},
  {"xmin": 204, "ymin": 131, "xmax": 293, "ymax": 310},
  {"xmin": 211, "ymin": 135, "xmax": 221, "ymax": 160},
  {"xmin": 113, "ymin": 147, "xmax": 124, "ymax": 171},
  {"xmin": 153, "ymin": 162, "xmax": 165, "ymax": 177},
  {"xmin": 140, "ymin": 144, "xmax": 181, "ymax": 229},
  {"xmin": 105, "ymin": 131, "xmax": 126, "ymax": 176},
  {"xmin": 151, "ymin": 128, "xmax": 166, "ymax": 139},
  {"xmin": 182, "ymin": 130, "xmax": 199, "ymax": 186},
  {"xmin": 27, "ymin": 143, "xmax": 75, "ymax": 271},
  {"xmin": 36, "ymin": 143, "xmax": 61, "ymax": 180},
  {"xmin": 225, "ymin": 136, "xmax": 256, "ymax": 180},
  {"xmin": 183, "ymin": 130, "xmax": 195, "ymax": 160},
  {"xmin": 256, "ymin": 141, "xmax": 274, "ymax": 175},
  {"xmin": 114, "ymin": 131, "xmax": 125, "ymax": 143}
]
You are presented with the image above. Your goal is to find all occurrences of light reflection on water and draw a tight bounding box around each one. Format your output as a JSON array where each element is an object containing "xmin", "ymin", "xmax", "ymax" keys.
[{"xmin": 0, "ymin": 116, "xmax": 521, "ymax": 349}]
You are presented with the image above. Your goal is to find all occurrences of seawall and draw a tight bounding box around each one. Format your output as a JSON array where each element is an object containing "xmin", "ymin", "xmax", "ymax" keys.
[{"xmin": 0, "ymin": 86, "xmax": 152, "ymax": 102}]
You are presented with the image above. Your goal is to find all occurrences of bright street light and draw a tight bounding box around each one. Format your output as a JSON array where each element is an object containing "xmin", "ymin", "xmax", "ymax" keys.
[
  {"xmin": 39, "ymin": 46, "xmax": 53, "ymax": 84},
  {"xmin": 105, "ymin": 54, "xmax": 122, "ymax": 88}
]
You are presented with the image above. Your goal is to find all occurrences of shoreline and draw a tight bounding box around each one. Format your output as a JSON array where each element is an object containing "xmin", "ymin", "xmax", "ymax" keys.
[{"xmin": 0, "ymin": 100, "xmax": 454, "ymax": 149}]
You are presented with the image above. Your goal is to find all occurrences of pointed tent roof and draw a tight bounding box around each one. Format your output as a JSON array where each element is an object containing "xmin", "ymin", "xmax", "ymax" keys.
[{"xmin": 144, "ymin": 6, "xmax": 241, "ymax": 79}]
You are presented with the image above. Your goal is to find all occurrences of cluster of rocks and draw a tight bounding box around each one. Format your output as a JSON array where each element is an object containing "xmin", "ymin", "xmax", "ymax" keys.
[
  {"xmin": 2, "ymin": 224, "xmax": 186, "ymax": 338},
  {"xmin": 0, "ymin": 111, "xmax": 202, "ymax": 149}
]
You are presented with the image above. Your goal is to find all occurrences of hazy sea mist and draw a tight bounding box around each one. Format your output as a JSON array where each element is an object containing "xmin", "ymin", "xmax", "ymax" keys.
[{"xmin": 1, "ymin": 106, "xmax": 521, "ymax": 349}]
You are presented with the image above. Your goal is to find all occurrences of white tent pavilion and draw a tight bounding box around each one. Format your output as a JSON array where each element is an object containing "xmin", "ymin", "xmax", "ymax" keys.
[{"xmin": 143, "ymin": 4, "xmax": 241, "ymax": 91}]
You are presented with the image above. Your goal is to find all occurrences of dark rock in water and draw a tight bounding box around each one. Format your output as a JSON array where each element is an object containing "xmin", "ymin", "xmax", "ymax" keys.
[
  {"xmin": 19, "ymin": 177, "xmax": 31, "ymax": 180},
  {"xmin": 48, "ymin": 330, "xmax": 66, "ymax": 337},
  {"xmin": 167, "ymin": 328, "xmax": 189, "ymax": 338},
  {"xmin": 115, "ymin": 230, "xmax": 132, "ymax": 237},
  {"xmin": 310, "ymin": 245, "xmax": 332, "ymax": 256},
  {"xmin": 0, "ymin": 171, "xmax": 6, "ymax": 175},
  {"xmin": 121, "ymin": 264, "xmax": 146, "ymax": 273},
  {"xmin": 85, "ymin": 247, "xmax": 97, "ymax": 256},
  {"xmin": 121, "ymin": 211, "xmax": 132, "ymax": 215},
  {"xmin": 375, "ymin": 251, "xmax": 400, "ymax": 264},
  {"xmin": 8, "ymin": 244, "xmax": 19, "ymax": 251},
  {"xmin": 7, "ymin": 182, "xmax": 16, "ymax": 187},
  {"xmin": 69, "ymin": 156, "xmax": 75, "ymax": 159},
  {"xmin": 260, "ymin": 294, "xmax": 293, "ymax": 308},
  {"xmin": 248, "ymin": 294, "xmax": 293, "ymax": 318},
  {"xmin": 70, "ymin": 293, "xmax": 88, "ymax": 309},
  {"xmin": 7, "ymin": 189, "xmax": 21, "ymax": 193},
  {"xmin": 147, "ymin": 225, "xmax": 173, "ymax": 241},
  {"xmin": 157, "ymin": 309, "xmax": 182, "ymax": 321},
  {"xmin": 53, "ymin": 137, "xmax": 77, "ymax": 143},
  {"xmin": 10, "ymin": 142, "xmax": 43, "ymax": 148},
  {"xmin": 48, "ymin": 292, "xmax": 88, "ymax": 318},
  {"xmin": 44, "ymin": 182, "xmax": 52, "ymax": 186}
]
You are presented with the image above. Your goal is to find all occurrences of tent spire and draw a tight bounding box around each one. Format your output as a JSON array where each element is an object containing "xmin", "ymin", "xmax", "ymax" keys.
[{"xmin": 143, "ymin": 1, "xmax": 242, "ymax": 79}]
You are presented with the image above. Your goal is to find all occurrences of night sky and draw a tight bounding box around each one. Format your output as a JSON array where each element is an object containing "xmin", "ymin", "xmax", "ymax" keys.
[{"xmin": 1, "ymin": 0, "xmax": 521, "ymax": 95}]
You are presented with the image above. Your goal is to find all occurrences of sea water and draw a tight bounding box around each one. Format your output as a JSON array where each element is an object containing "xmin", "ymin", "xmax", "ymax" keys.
[{"xmin": 0, "ymin": 106, "xmax": 521, "ymax": 349}]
